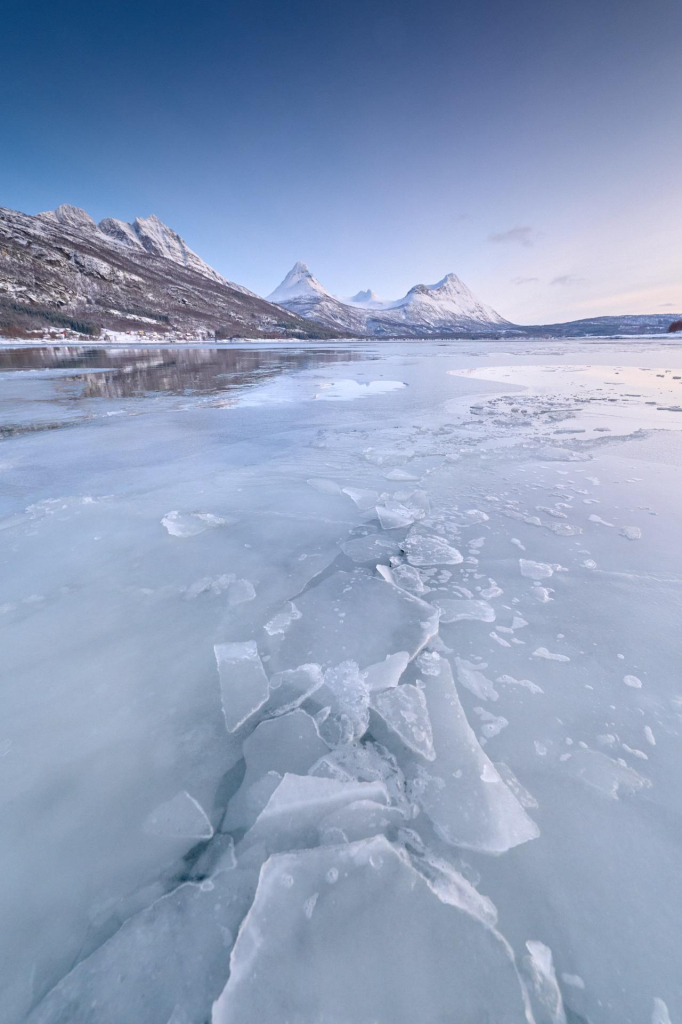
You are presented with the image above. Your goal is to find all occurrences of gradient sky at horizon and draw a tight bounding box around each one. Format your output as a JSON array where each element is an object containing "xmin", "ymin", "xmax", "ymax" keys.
[{"xmin": 2, "ymin": 0, "xmax": 681, "ymax": 324}]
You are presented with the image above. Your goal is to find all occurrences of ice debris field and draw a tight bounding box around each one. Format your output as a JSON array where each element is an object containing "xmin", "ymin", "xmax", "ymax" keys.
[{"xmin": 1, "ymin": 338, "xmax": 681, "ymax": 1023}]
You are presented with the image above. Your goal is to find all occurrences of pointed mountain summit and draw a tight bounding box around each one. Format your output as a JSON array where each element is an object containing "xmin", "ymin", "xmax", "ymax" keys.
[
  {"xmin": 267, "ymin": 262, "xmax": 331, "ymax": 303},
  {"xmin": 266, "ymin": 264, "xmax": 509, "ymax": 336}
]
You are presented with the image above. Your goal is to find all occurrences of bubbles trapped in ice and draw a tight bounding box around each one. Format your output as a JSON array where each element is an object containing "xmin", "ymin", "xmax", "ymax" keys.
[
  {"xmin": 473, "ymin": 707, "xmax": 509, "ymax": 740},
  {"xmin": 624, "ymin": 674, "xmax": 643, "ymax": 689},
  {"xmin": 497, "ymin": 674, "xmax": 544, "ymax": 695}
]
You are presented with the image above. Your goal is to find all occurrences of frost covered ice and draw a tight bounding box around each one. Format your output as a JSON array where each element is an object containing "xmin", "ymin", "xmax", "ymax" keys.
[{"xmin": 3, "ymin": 339, "xmax": 682, "ymax": 1024}]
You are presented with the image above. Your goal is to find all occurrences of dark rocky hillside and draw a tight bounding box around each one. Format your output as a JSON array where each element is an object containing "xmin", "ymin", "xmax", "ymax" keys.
[{"xmin": 0, "ymin": 206, "xmax": 341, "ymax": 339}]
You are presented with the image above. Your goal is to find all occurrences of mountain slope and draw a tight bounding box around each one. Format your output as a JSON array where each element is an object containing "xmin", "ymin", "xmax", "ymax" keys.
[
  {"xmin": 267, "ymin": 264, "xmax": 510, "ymax": 336},
  {"xmin": 0, "ymin": 207, "xmax": 339, "ymax": 339}
]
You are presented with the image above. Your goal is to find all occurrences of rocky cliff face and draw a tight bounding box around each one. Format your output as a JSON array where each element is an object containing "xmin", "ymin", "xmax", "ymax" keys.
[{"xmin": 0, "ymin": 206, "xmax": 339, "ymax": 339}]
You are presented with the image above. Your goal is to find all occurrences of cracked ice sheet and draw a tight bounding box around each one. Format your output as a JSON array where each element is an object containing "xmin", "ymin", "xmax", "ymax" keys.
[
  {"xmin": 264, "ymin": 569, "xmax": 439, "ymax": 674},
  {"xmin": 212, "ymin": 836, "xmax": 530, "ymax": 1024},
  {"xmin": 378, "ymin": 654, "xmax": 538, "ymax": 853},
  {"xmin": 29, "ymin": 868, "xmax": 256, "ymax": 1024}
]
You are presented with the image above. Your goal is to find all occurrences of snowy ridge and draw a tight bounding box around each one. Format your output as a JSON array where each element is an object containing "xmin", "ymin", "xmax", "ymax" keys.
[
  {"xmin": 35, "ymin": 205, "xmax": 254, "ymax": 296},
  {"xmin": 267, "ymin": 263, "xmax": 510, "ymax": 336},
  {"xmin": 0, "ymin": 205, "xmax": 339, "ymax": 338}
]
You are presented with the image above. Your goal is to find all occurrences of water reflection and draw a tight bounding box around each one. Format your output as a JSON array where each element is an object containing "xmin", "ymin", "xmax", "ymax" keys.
[{"xmin": 0, "ymin": 345, "xmax": 371, "ymax": 400}]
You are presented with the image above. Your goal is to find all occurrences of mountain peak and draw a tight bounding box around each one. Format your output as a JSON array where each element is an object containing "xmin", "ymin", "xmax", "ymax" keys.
[
  {"xmin": 349, "ymin": 288, "xmax": 379, "ymax": 303},
  {"xmin": 268, "ymin": 262, "xmax": 330, "ymax": 304},
  {"xmin": 36, "ymin": 204, "xmax": 98, "ymax": 232}
]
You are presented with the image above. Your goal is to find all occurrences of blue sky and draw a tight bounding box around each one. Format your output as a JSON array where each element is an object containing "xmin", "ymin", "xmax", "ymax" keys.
[{"xmin": 2, "ymin": 0, "xmax": 681, "ymax": 323}]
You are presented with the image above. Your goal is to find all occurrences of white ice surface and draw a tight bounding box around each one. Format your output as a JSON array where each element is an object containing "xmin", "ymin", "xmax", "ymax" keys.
[{"xmin": 4, "ymin": 338, "xmax": 681, "ymax": 1024}]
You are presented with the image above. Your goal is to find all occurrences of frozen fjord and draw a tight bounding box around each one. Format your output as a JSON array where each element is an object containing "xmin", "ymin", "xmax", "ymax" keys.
[{"xmin": 1, "ymin": 339, "xmax": 681, "ymax": 1024}]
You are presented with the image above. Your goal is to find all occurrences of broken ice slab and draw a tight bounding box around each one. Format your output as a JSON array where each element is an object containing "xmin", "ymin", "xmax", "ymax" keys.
[
  {"xmin": 28, "ymin": 867, "xmax": 256, "ymax": 1024},
  {"xmin": 363, "ymin": 446, "xmax": 416, "ymax": 465},
  {"xmin": 310, "ymin": 740, "xmax": 410, "ymax": 810},
  {"xmin": 263, "ymin": 601, "xmax": 302, "ymax": 636},
  {"xmin": 212, "ymin": 835, "xmax": 530, "ymax": 1024},
  {"xmin": 340, "ymin": 532, "xmax": 402, "ymax": 563},
  {"xmin": 519, "ymin": 559, "xmax": 554, "ymax": 580},
  {"xmin": 371, "ymin": 683, "xmax": 436, "ymax": 761},
  {"xmin": 223, "ymin": 710, "xmax": 329, "ymax": 831},
  {"xmin": 263, "ymin": 663, "xmax": 324, "ymax": 716},
  {"xmin": 364, "ymin": 651, "xmax": 410, "ymax": 692},
  {"xmin": 431, "ymin": 597, "xmax": 495, "ymax": 623},
  {"xmin": 376, "ymin": 563, "xmax": 427, "ymax": 597},
  {"xmin": 318, "ymin": 798, "xmax": 406, "ymax": 844},
  {"xmin": 396, "ymin": 654, "xmax": 538, "ymax": 853},
  {"xmin": 214, "ymin": 641, "xmax": 270, "ymax": 732},
  {"xmin": 342, "ymin": 486, "xmax": 381, "ymax": 511},
  {"xmin": 383, "ymin": 467, "xmax": 419, "ymax": 482},
  {"xmin": 265, "ymin": 570, "xmax": 439, "ymax": 674},
  {"xmin": 560, "ymin": 748, "xmax": 651, "ymax": 800},
  {"xmin": 238, "ymin": 774, "xmax": 390, "ymax": 858},
  {"xmin": 401, "ymin": 532, "xmax": 463, "ymax": 566},
  {"xmin": 143, "ymin": 790, "xmax": 214, "ymax": 840},
  {"xmin": 494, "ymin": 763, "xmax": 539, "ymax": 809},
  {"xmin": 161, "ymin": 510, "xmax": 226, "ymax": 537},
  {"xmin": 376, "ymin": 502, "xmax": 419, "ymax": 530},
  {"xmin": 523, "ymin": 941, "xmax": 567, "ymax": 1024},
  {"xmin": 310, "ymin": 660, "xmax": 371, "ymax": 746}
]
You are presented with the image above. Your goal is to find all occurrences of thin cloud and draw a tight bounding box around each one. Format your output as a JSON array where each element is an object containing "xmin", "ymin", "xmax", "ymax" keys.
[
  {"xmin": 511, "ymin": 276, "xmax": 539, "ymax": 285},
  {"xmin": 488, "ymin": 226, "xmax": 534, "ymax": 247},
  {"xmin": 551, "ymin": 274, "xmax": 586, "ymax": 286},
  {"xmin": 659, "ymin": 302, "xmax": 676, "ymax": 308}
]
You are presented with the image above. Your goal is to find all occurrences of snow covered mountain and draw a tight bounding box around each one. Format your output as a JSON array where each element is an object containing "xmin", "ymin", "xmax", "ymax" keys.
[
  {"xmin": 0, "ymin": 206, "xmax": 339, "ymax": 339},
  {"xmin": 267, "ymin": 263, "xmax": 510, "ymax": 336},
  {"xmin": 36, "ymin": 205, "xmax": 251, "ymax": 294}
]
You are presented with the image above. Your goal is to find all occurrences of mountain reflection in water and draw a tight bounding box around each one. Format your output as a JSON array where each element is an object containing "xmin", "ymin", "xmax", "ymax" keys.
[{"xmin": 0, "ymin": 345, "xmax": 371, "ymax": 400}]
